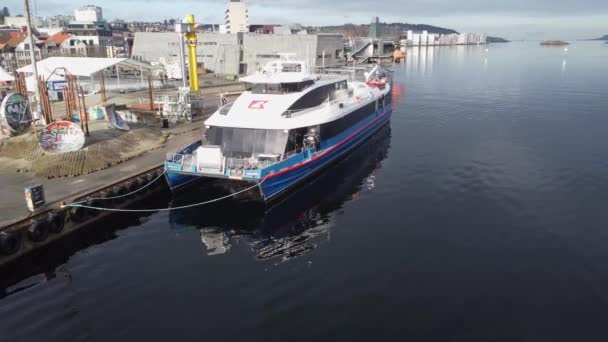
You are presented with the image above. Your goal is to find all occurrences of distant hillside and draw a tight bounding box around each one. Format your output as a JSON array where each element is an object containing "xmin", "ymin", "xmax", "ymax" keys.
[
  {"xmin": 592, "ymin": 34, "xmax": 608, "ymax": 40},
  {"xmin": 384, "ymin": 23, "xmax": 459, "ymax": 36},
  {"xmin": 313, "ymin": 22, "xmax": 510, "ymax": 42},
  {"xmin": 313, "ymin": 22, "xmax": 458, "ymax": 37},
  {"xmin": 487, "ymin": 36, "xmax": 510, "ymax": 43}
]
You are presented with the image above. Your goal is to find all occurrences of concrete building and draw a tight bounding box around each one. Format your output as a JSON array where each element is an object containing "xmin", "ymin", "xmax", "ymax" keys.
[
  {"xmin": 74, "ymin": 5, "xmax": 103, "ymax": 22},
  {"xmin": 131, "ymin": 32, "xmax": 345, "ymax": 76},
  {"xmin": 225, "ymin": 0, "xmax": 249, "ymax": 34},
  {"xmin": 274, "ymin": 24, "xmax": 306, "ymax": 35},
  {"xmin": 406, "ymin": 30, "xmax": 486, "ymax": 46},
  {"xmin": 369, "ymin": 17, "xmax": 383, "ymax": 39},
  {"xmin": 1, "ymin": 16, "xmax": 43, "ymax": 29},
  {"xmin": 66, "ymin": 21, "xmax": 113, "ymax": 57},
  {"xmin": 47, "ymin": 15, "xmax": 74, "ymax": 28}
]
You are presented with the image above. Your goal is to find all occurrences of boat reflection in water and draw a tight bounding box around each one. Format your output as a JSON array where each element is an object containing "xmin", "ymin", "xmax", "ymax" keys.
[{"xmin": 169, "ymin": 124, "xmax": 392, "ymax": 262}]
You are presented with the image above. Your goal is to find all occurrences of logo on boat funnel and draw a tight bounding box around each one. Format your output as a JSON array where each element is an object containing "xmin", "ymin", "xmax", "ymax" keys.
[{"xmin": 248, "ymin": 100, "xmax": 269, "ymax": 109}]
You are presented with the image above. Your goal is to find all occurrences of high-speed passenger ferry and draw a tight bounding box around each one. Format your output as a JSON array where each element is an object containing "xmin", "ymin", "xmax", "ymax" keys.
[{"xmin": 164, "ymin": 54, "xmax": 392, "ymax": 201}]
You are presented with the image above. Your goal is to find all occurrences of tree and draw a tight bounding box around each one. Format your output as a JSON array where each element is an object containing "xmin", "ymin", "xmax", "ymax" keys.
[
  {"xmin": 1, "ymin": 7, "xmax": 9, "ymax": 17},
  {"xmin": 168, "ymin": 19, "xmax": 176, "ymax": 26}
]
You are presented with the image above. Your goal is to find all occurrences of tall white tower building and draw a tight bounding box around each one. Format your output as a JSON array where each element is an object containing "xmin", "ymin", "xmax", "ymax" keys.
[{"xmin": 225, "ymin": 0, "xmax": 249, "ymax": 34}]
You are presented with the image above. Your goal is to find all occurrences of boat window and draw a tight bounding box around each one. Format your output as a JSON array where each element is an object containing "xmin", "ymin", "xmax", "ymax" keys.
[
  {"xmin": 248, "ymin": 80, "xmax": 315, "ymax": 94},
  {"xmin": 281, "ymin": 63, "xmax": 302, "ymax": 72},
  {"xmin": 286, "ymin": 81, "xmax": 349, "ymax": 111},
  {"xmin": 281, "ymin": 81, "xmax": 314, "ymax": 93},
  {"xmin": 206, "ymin": 126, "xmax": 289, "ymax": 156},
  {"xmin": 250, "ymin": 83, "xmax": 282, "ymax": 94},
  {"xmin": 285, "ymin": 127, "xmax": 308, "ymax": 153}
]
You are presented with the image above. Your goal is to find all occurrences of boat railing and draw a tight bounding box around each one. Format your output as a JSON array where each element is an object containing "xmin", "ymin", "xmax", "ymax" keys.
[
  {"xmin": 225, "ymin": 156, "xmax": 277, "ymax": 170},
  {"xmin": 168, "ymin": 144, "xmax": 316, "ymax": 174},
  {"xmin": 313, "ymin": 66, "xmax": 369, "ymax": 82},
  {"xmin": 166, "ymin": 152, "xmax": 197, "ymax": 169}
]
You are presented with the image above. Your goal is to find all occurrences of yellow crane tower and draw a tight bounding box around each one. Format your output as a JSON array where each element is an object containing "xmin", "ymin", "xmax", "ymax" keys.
[{"xmin": 184, "ymin": 14, "xmax": 199, "ymax": 92}]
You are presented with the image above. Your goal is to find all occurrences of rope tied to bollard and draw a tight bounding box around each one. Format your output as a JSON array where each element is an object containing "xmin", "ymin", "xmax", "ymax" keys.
[{"xmin": 60, "ymin": 180, "xmax": 263, "ymax": 213}]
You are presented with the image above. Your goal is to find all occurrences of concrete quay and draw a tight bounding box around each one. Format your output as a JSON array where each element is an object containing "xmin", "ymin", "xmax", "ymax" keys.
[{"xmin": 0, "ymin": 120, "xmax": 202, "ymax": 226}]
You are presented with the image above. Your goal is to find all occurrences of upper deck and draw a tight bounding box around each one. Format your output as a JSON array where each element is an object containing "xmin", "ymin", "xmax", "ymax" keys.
[
  {"xmin": 240, "ymin": 53, "xmax": 315, "ymax": 85},
  {"xmin": 205, "ymin": 56, "xmax": 390, "ymax": 130}
]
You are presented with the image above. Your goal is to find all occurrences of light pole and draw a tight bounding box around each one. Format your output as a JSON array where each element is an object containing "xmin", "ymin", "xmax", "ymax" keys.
[{"xmin": 23, "ymin": 0, "xmax": 44, "ymax": 123}]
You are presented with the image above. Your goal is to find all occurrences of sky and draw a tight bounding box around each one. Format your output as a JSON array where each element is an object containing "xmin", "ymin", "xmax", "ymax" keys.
[{"xmin": 4, "ymin": 0, "xmax": 608, "ymax": 40}]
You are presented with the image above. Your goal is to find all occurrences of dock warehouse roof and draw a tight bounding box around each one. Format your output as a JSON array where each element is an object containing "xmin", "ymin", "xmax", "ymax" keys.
[{"xmin": 18, "ymin": 57, "xmax": 154, "ymax": 79}]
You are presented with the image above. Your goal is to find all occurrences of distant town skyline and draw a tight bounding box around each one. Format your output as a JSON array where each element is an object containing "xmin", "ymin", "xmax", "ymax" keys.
[{"xmin": 3, "ymin": 0, "xmax": 607, "ymax": 40}]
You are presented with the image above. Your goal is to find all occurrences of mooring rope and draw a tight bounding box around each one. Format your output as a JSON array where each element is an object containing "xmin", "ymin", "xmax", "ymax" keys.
[
  {"xmin": 60, "ymin": 181, "xmax": 263, "ymax": 212},
  {"xmin": 70, "ymin": 171, "xmax": 167, "ymax": 205}
]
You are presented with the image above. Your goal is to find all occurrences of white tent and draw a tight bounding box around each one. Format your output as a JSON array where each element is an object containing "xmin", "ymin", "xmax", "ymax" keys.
[
  {"xmin": 17, "ymin": 57, "xmax": 153, "ymax": 78},
  {"xmin": 17, "ymin": 57, "xmax": 156, "ymax": 92},
  {"xmin": 0, "ymin": 67, "xmax": 14, "ymax": 82}
]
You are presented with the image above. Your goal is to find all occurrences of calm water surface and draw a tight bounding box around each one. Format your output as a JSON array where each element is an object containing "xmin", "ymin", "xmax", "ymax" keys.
[{"xmin": 2, "ymin": 42, "xmax": 608, "ymax": 341}]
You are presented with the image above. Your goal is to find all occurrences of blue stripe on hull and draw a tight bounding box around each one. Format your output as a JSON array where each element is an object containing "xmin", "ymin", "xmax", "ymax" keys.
[
  {"xmin": 261, "ymin": 109, "xmax": 391, "ymax": 200},
  {"xmin": 165, "ymin": 172, "xmax": 201, "ymax": 190}
]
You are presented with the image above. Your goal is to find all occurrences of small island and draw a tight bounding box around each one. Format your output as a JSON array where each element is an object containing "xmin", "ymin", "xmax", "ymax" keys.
[
  {"xmin": 486, "ymin": 36, "xmax": 510, "ymax": 43},
  {"xmin": 540, "ymin": 40, "xmax": 570, "ymax": 46}
]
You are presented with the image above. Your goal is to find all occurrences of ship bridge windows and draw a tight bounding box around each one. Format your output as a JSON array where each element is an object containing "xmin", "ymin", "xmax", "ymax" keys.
[
  {"xmin": 206, "ymin": 126, "xmax": 289, "ymax": 156},
  {"xmin": 245, "ymin": 80, "xmax": 314, "ymax": 94},
  {"xmin": 286, "ymin": 80, "xmax": 348, "ymax": 112},
  {"xmin": 281, "ymin": 63, "xmax": 302, "ymax": 72}
]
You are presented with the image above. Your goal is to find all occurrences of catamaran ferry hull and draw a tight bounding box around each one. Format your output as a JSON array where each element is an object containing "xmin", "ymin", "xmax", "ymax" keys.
[
  {"xmin": 165, "ymin": 172, "xmax": 202, "ymax": 190},
  {"xmin": 164, "ymin": 106, "xmax": 392, "ymax": 202},
  {"xmin": 260, "ymin": 107, "xmax": 392, "ymax": 201}
]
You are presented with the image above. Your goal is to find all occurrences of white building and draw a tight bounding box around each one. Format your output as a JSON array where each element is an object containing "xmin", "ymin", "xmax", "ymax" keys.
[
  {"xmin": 420, "ymin": 30, "xmax": 428, "ymax": 45},
  {"xmin": 406, "ymin": 31, "xmax": 486, "ymax": 46},
  {"xmin": 74, "ymin": 5, "xmax": 103, "ymax": 22},
  {"xmin": 412, "ymin": 33, "xmax": 421, "ymax": 46},
  {"xmin": 66, "ymin": 21, "xmax": 113, "ymax": 57},
  {"xmin": 406, "ymin": 30, "xmax": 413, "ymax": 42},
  {"xmin": 47, "ymin": 15, "xmax": 74, "ymax": 28},
  {"xmin": 225, "ymin": 0, "xmax": 249, "ymax": 34},
  {"xmin": 4, "ymin": 17, "xmax": 27, "ymax": 28},
  {"xmin": 37, "ymin": 27, "xmax": 66, "ymax": 36}
]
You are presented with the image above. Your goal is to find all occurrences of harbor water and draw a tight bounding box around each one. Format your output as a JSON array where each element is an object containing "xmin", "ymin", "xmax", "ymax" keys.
[{"xmin": 2, "ymin": 41, "xmax": 608, "ymax": 341}]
